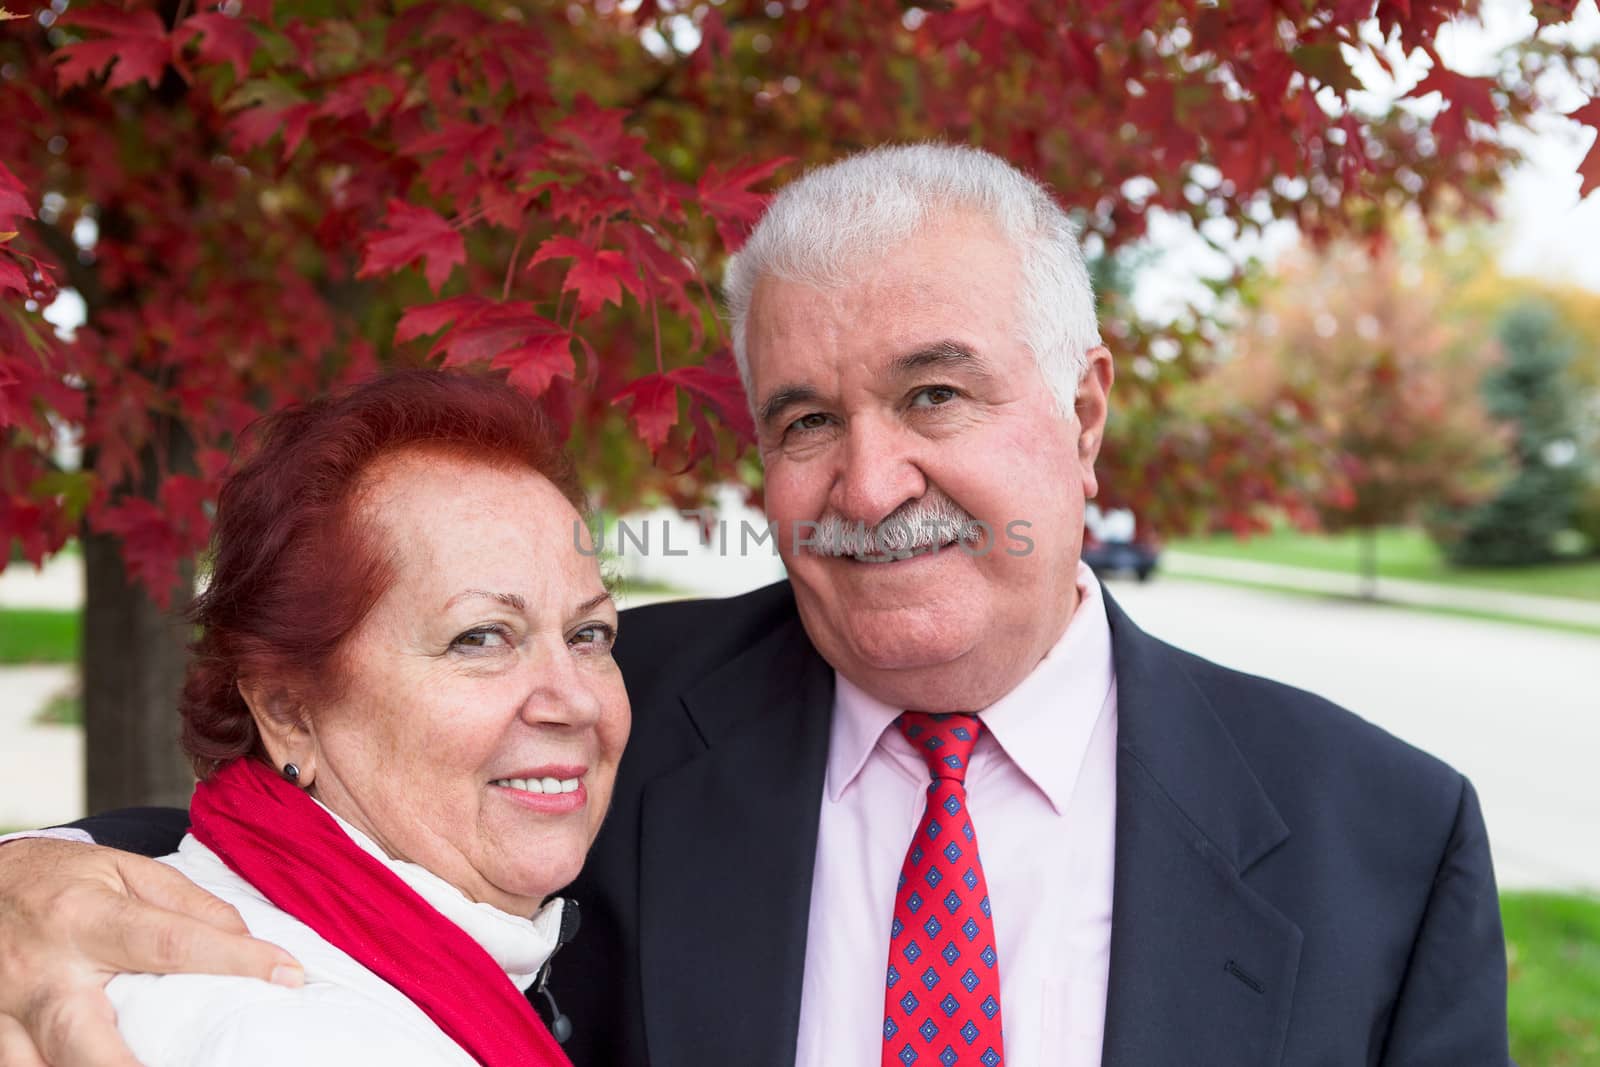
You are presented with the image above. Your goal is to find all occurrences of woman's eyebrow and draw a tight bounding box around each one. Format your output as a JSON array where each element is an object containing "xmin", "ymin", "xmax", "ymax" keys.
[
  {"xmin": 574, "ymin": 591, "xmax": 616, "ymax": 615},
  {"xmin": 445, "ymin": 589, "xmax": 528, "ymax": 612}
]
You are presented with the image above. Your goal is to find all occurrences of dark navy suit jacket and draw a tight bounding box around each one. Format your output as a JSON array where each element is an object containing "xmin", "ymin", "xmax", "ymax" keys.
[{"xmin": 84, "ymin": 582, "xmax": 1512, "ymax": 1066}]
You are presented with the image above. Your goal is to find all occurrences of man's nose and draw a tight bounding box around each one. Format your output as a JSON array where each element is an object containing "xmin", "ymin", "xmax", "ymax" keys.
[{"xmin": 828, "ymin": 416, "xmax": 927, "ymax": 526}]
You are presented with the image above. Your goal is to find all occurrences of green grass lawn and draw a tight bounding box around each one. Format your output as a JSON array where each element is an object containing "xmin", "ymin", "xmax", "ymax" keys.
[
  {"xmin": 0, "ymin": 608, "xmax": 79, "ymax": 664},
  {"xmin": 1506, "ymin": 891, "xmax": 1600, "ymax": 1065},
  {"xmin": 1173, "ymin": 527, "xmax": 1600, "ymax": 602}
]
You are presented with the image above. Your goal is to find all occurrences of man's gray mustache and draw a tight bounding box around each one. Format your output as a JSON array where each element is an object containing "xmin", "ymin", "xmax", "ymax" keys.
[{"xmin": 808, "ymin": 499, "xmax": 984, "ymax": 558}]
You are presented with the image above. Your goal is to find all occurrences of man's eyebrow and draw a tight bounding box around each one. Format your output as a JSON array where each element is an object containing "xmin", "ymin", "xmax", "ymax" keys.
[
  {"xmin": 888, "ymin": 340, "xmax": 989, "ymax": 379},
  {"xmin": 446, "ymin": 589, "xmax": 527, "ymax": 612},
  {"xmin": 757, "ymin": 384, "xmax": 823, "ymax": 431}
]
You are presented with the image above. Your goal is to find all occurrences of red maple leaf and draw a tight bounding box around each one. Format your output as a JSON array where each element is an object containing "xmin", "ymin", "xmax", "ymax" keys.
[
  {"xmin": 493, "ymin": 332, "xmax": 575, "ymax": 398},
  {"xmin": 395, "ymin": 295, "xmax": 491, "ymax": 347},
  {"xmin": 1571, "ymin": 100, "xmax": 1600, "ymax": 199},
  {"xmin": 668, "ymin": 359, "xmax": 754, "ymax": 442},
  {"xmin": 698, "ymin": 157, "xmax": 792, "ymax": 252},
  {"xmin": 56, "ymin": 9, "xmax": 172, "ymax": 91},
  {"xmin": 94, "ymin": 496, "xmax": 185, "ymax": 608},
  {"xmin": 1410, "ymin": 66, "xmax": 1498, "ymax": 156},
  {"xmin": 0, "ymin": 257, "xmax": 27, "ymax": 297},
  {"xmin": 229, "ymin": 102, "xmax": 316, "ymax": 160},
  {"xmin": 358, "ymin": 200, "xmax": 465, "ymax": 292},
  {"xmin": 175, "ymin": 13, "xmax": 258, "ymax": 82},
  {"xmin": 612, "ymin": 374, "xmax": 679, "ymax": 454},
  {"xmin": 0, "ymin": 161, "xmax": 31, "ymax": 231},
  {"xmin": 527, "ymin": 236, "xmax": 643, "ymax": 317}
]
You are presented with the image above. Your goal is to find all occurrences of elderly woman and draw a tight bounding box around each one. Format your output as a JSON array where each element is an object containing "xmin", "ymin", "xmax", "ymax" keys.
[{"xmin": 103, "ymin": 370, "xmax": 628, "ymax": 1066}]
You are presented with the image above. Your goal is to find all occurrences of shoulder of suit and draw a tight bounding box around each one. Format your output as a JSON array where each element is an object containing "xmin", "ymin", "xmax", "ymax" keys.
[
  {"xmin": 1155, "ymin": 638, "xmax": 1467, "ymax": 807},
  {"xmin": 614, "ymin": 580, "xmax": 806, "ymax": 684}
]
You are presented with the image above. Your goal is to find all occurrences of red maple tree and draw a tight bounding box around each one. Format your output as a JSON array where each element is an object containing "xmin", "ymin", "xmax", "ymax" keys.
[{"xmin": 2, "ymin": 0, "xmax": 1596, "ymax": 806}]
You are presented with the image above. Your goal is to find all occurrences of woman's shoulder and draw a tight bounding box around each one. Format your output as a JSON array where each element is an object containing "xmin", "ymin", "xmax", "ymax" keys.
[
  {"xmin": 109, "ymin": 972, "xmax": 473, "ymax": 1066},
  {"xmin": 110, "ymin": 835, "xmax": 475, "ymax": 1066}
]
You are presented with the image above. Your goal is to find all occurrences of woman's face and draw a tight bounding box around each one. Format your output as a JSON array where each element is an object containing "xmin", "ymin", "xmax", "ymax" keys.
[{"xmin": 292, "ymin": 450, "xmax": 629, "ymax": 915}]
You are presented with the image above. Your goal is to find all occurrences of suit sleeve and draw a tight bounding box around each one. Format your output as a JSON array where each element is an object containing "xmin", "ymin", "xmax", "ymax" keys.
[
  {"xmin": 1379, "ymin": 777, "xmax": 1512, "ymax": 1066},
  {"xmin": 66, "ymin": 806, "xmax": 191, "ymax": 857}
]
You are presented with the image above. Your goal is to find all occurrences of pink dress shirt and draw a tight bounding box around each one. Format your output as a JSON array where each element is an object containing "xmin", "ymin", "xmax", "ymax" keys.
[{"xmin": 794, "ymin": 563, "xmax": 1118, "ymax": 1067}]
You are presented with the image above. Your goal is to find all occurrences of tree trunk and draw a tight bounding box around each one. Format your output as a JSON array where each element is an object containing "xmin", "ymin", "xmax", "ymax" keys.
[
  {"xmin": 1359, "ymin": 528, "xmax": 1379, "ymax": 601},
  {"xmin": 81, "ymin": 532, "xmax": 195, "ymax": 811},
  {"xmin": 79, "ymin": 412, "xmax": 197, "ymax": 813}
]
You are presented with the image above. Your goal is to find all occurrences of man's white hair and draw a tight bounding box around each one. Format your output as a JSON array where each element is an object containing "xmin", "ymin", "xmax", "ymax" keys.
[{"xmin": 723, "ymin": 142, "xmax": 1102, "ymax": 416}]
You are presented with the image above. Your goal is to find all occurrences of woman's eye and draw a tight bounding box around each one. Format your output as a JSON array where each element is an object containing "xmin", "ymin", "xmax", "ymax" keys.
[
  {"xmin": 451, "ymin": 626, "xmax": 510, "ymax": 651},
  {"xmin": 911, "ymin": 385, "xmax": 958, "ymax": 408},
  {"xmin": 569, "ymin": 623, "xmax": 617, "ymax": 653}
]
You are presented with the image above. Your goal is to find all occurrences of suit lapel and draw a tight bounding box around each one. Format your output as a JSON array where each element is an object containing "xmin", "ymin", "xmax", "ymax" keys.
[
  {"xmin": 638, "ymin": 614, "xmax": 835, "ymax": 1067},
  {"xmin": 1100, "ymin": 592, "xmax": 1303, "ymax": 1067}
]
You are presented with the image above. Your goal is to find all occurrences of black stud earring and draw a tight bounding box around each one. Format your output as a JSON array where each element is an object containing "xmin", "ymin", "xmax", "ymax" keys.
[{"xmin": 282, "ymin": 762, "xmax": 301, "ymax": 784}]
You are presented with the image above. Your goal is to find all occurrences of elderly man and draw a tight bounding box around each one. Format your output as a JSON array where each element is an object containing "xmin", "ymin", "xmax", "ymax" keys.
[{"xmin": 0, "ymin": 145, "xmax": 1508, "ymax": 1067}]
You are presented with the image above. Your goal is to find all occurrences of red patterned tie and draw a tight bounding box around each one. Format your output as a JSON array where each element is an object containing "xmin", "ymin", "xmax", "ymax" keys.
[{"xmin": 882, "ymin": 712, "xmax": 1004, "ymax": 1067}]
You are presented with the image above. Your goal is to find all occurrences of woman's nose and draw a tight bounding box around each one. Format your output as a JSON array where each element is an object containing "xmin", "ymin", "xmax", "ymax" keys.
[{"xmin": 518, "ymin": 642, "xmax": 605, "ymax": 729}]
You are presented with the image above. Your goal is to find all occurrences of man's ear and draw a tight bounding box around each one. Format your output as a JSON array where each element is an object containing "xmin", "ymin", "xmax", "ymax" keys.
[
  {"xmin": 1074, "ymin": 346, "xmax": 1114, "ymax": 499},
  {"xmin": 238, "ymin": 680, "xmax": 317, "ymax": 787}
]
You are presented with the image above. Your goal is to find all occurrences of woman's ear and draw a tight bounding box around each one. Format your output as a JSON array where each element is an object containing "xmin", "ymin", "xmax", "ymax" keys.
[{"xmin": 238, "ymin": 680, "xmax": 317, "ymax": 788}]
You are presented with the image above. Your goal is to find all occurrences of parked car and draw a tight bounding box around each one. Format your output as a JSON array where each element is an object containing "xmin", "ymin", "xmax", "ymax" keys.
[
  {"xmin": 1082, "ymin": 507, "xmax": 1160, "ymax": 580},
  {"xmin": 1082, "ymin": 533, "xmax": 1160, "ymax": 581}
]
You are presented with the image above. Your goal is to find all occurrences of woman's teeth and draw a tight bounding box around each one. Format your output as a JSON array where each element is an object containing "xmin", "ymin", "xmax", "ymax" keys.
[{"xmin": 491, "ymin": 777, "xmax": 580, "ymax": 794}]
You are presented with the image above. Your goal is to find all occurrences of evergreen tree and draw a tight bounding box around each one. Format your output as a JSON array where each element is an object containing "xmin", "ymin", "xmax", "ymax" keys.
[{"xmin": 1444, "ymin": 303, "xmax": 1589, "ymax": 566}]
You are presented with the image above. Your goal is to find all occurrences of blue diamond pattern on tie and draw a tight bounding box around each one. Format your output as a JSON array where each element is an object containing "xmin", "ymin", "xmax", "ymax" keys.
[{"xmin": 883, "ymin": 712, "xmax": 1005, "ymax": 1067}]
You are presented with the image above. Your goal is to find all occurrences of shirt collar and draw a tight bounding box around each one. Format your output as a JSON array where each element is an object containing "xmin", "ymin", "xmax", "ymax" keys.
[{"xmin": 826, "ymin": 561, "xmax": 1115, "ymax": 815}]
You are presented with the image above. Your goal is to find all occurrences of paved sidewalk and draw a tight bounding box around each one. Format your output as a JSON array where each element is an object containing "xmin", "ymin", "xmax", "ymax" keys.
[
  {"xmin": 0, "ymin": 664, "xmax": 81, "ymax": 829},
  {"xmin": 1162, "ymin": 550, "xmax": 1600, "ymax": 629}
]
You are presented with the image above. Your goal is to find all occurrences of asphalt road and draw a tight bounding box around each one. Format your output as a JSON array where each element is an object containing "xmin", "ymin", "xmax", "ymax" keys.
[{"xmin": 1107, "ymin": 576, "xmax": 1600, "ymax": 892}]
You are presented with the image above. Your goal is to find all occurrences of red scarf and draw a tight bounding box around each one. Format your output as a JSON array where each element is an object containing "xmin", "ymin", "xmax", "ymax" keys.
[{"xmin": 190, "ymin": 758, "xmax": 574, "ymax": 1067}]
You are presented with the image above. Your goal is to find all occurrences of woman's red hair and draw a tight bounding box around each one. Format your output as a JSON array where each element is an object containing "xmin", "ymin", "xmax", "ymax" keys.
[{"xmin": 180, "ymin": 369, "xmax": 583, "ymax": 778}]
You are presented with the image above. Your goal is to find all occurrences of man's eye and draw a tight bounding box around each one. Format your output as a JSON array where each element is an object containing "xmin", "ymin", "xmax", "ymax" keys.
[
  {"xmin": 451, "ymin": 626, "xmax": 510, "ymax": 651},
  {"xmin": 569, "ymin": 623, "xmax": 617, "ymax": 652},
  {"xmin": 788, "ymin": 412, "xmax": 830, "ymax": 433},
  {"xmin": 911, "ymin": 386, "xmax": 958, "ymax": 408}
]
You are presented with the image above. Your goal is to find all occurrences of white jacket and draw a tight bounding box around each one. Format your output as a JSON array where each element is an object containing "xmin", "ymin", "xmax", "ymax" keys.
[{"xmin": 107, "ymin": 811, "xmax": 565, "ymax": 1066}]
